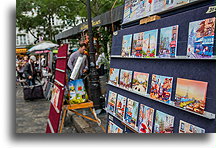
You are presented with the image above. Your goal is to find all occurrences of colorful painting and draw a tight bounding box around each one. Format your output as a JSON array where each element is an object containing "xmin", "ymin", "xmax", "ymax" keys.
[
  {"xmin": 107, "ymin": 121, "xmax": 123, "ymax": 133},
  {"xmin": 123, "ymin": 0, "xmax": 153, "ymax": 24},
  {"xmin": 138, "ymin": 104, "xmax": 155, "ymax": 133},
  {"xmin": 124, "ymin": 98, "xmax": 139, "ymax": 128},
  {"xmin": 132, "ymin": 72, "xmax": 149, "ymax": 95},
  {"xmin": 115, "ymin": 94, "xmax": 127, "ymax": 120},
  {"xmin": 123, "ymin": 0, "xmax": 199, "ymax": 24},
  {"xmin": 153, "ymin": 0, "xmax": 165, "ymax": 13},
  {"xmin": 175, "ymin": 0, "xmax": 189, "ymax": 6},
  {"xmin": 119, "ymin": 69, "xmax": 133, "ymax": 89},
  {"xmin": 50, "ymin": 85, "xmax": 60, "ymax": 113},
  {"xmin": 68, "ymin": 79, "xmax": 88, "ymax": 104},
  {"xmin": 132, "ymin": 32, "xmax": 144, "ymax": 57},
  {"xmin": 121, "ymin": 34, "xmax": 133, "ymax": 57},
  {"xmin": 159, "ymin": 25, "xmax": 179, "ymax": 58},
  {"xmin": 179, "ymin": 120, "xmax": 205, "ymax": 133},
  {"xmin": 107, "ymin": 91, "xmax": 117, "ymax": 114},
  {"xmin": 187, "ymin": 17, "xmax": 215, "ymax": 58},
  {"xmin": 154, "ymin": 110, "xmax": 174, "ymax": 133},
  {"xmin": 142, "ymin": 29, "xmax": 158, "ymax": 58},
  {"xmin": 174, "ymin": 78, "xmax": 208, "ymax": 114},
  {"xmin": 164, "ymin": 0, "xmax": 175, "ymax": 9},
  {"xmin": 108, "ymin": 68, "xmax": 120, "ymax": 86},
  {"xmin": 150, "ymin": 74, "xmax": 173, "ymax": 104}
]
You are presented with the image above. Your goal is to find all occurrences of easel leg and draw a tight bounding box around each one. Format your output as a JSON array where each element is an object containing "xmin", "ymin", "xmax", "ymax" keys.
[
  {"xmin": 90, "ymin": 108, "xmax": 106, "ymax": 133},
  {"xmin": 59, "ymin": 108, "xmax": 67, "ymax": 133}
]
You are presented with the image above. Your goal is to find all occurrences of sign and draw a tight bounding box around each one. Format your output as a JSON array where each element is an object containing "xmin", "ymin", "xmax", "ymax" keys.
[
  {"xmin": 206, "ymin": 6, "xmax": 216, "ymax": 14},
  {"xmin": 80, "ymin": 20, "xmax": 101, "ymax": 30},
  {"xmin": 140, "ymin": 15, "xmax": 161, "ymax": 25},
  {"xmin": 16, "ymin": 48, "xmax": 27, "ymax": 54}
]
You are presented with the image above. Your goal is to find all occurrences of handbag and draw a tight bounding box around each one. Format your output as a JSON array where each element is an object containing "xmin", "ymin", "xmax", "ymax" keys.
[
  {"xmin": 32, "ymin": 85, "xmax": 44, "ymax": 99},
  {"xmin": 23, "ymin": 85, "xmax": 44, "ymax": 101},
  {"xmin": 23, "ymin": 86, "xmax": 34, "ymax": 101}
]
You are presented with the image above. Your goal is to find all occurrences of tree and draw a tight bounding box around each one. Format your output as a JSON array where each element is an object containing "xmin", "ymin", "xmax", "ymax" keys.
[{"xmin": 16, "ymin": 0, "xmax": 124, "ymax": 43}]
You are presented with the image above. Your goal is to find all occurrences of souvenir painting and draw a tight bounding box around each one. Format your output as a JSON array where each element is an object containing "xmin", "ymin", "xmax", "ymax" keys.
[
  {"xmin": 159, "ymin": 25, "xmax": 179, "ymax": 58},
  {"xmin": 115, "ymin": 94, "xmax": 127, "ymax": 120},
  {"xmin": 187, "ymin": 17, "xmax": 215, "ymax": 58},
  {"xmin": 121, "ymin": 34, "xmax": 133, "ymax": 57},
  {"xmin": 108, "ymin": 121, "xmax": 123, "ymax": 133},
  {"xmin": 175, "ymin": 0, "xmax": 189, "ymax": 6},
  {"xmin": 153, "ymin": 0, "xmax": 165, "ymax": 13},
  {"xmin": 164, "ymin": 0, "xmax": 175, "ymax": 9},
  {"xmin": 132, "ymin": 72, "xmax": 149, "ymax": 95},
  {"xmin": 138, "ymin": 104, "xmax": 155, "ymax": 133},
  {"xmin": 107, "ymin": 91, "xmax": 117, "ymax": 114},
  {"xmin": 142, "ymin": 29, "xmax": 158, "ymax": 58},
  {"xmin": 154, "ymin": 110, "xmax": 174, "ymax": 133},
  {"xmin": 132, "ymin": 32, "xmax": 144, "ymax": 57},
  {"xmin": 50, "ymin": 85, "xmax": 60, "ymax": 113},
  {"xmin": 108, "ymin": 68, "xmax": 120, "ymax": 86},
  {"xmin": 119, "ymin": 69, "xmax": 133, "ymax": 89},
  {"xmin": 174, "ymin": 78, "xmax": 208, "ymax": 114},
  {"xmin": 179, "ymin": 120, "xmax": 205, "ymax": 133},
  {"xmin": 68, "ymin": 79, "xmax": 88, "ymax": 104},
  {"xmin": 150, "ymin": 74, "xmax": 173, "ymax": 104},
  {"xmin": 124, "ymin": 98, "xmax": 139, "ymax": 128},
  {"xmin": 123, "ymin": 0, "xmax": 153, "ymax": 24}
]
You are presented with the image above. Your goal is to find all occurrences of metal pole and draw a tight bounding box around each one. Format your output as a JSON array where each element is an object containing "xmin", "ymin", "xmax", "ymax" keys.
[{"xmin": 86, "ymin": 0, "xmax": 101, "ymax": 109}]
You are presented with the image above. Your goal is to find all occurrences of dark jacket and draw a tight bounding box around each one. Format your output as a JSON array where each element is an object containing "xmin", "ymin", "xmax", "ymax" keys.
[{"xmin": 24, "ymin": 62, "xmax": 36, "ymax": 78}]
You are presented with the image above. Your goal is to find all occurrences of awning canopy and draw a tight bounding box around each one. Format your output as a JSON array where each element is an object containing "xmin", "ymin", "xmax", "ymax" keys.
[{"xmin": 55, "ymin": 5, "xmax": 123, "ymax": 40}]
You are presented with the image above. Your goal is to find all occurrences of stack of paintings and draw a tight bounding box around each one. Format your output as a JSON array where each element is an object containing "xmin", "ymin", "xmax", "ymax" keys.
[
  {"xmin": 150, "ymin": 74, "xmax": 173, "ymax": 104},
  {"xmin": 174, "ymin": 78, "xmax": 208, "ymax": 114},
  {"xmin": 179, "ymin": 120, "xmax": 205, "ymax": 133},
  {"xmin": 125, "ymin": 98, "xmax": 139, "ymax": 128},
  {"xmin": 187, "ymin": 17, "xmax": 215, "ymax": 58},
  {"xmin": 107, "ymin": 91, "xmax": 117, "ymax": 114},
  {"xmin": 154, "ymin": 110, "xmax": 174, "ymax": 133},
  {"xmin": 138, "ymin": 104, "xmax": 154, "ymax": 133},
  {"xmin": 119, "ymin": 69, "xmax": 133, "ymax": 89}
]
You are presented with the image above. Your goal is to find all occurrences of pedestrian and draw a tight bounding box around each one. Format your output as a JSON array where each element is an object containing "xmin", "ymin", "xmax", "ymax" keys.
[
  {"xmin": 67, "ymin": 43, "xmax": 89, "ymax": 79},
  {"xmin": 40, "ymin": 55, "xmax": 46, "ymax": 67},
  {"xmin": 24, "ymin": 55, "xmax": 37, "ymax": 86},
  {"xmin": 96, "ymin": 52, "xmax": 108, "ymax": 76}
]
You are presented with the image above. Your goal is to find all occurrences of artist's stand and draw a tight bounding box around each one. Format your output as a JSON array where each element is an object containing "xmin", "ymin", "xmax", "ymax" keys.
[{"xmin": 59, "ymin": 100, "xmax": 105, "ymax": 133}]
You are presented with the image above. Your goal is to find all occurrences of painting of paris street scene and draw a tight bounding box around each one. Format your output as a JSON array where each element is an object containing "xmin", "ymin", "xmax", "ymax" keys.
[
  {"xmin": 187, "ymin": 17, "xmax": 215, "ymax": 58},
  {"xmin": 174, "ymin": 78, "xmax": 208, "ymax": 114}
]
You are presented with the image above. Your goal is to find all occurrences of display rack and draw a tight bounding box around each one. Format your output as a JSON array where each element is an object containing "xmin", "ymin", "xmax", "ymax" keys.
[
  {"xmin": 110, "ymin": 55, "xmax": 216, "ymax": 61},
  {"xmin": 105, "ymin": 0, "xmax": 216, "ymax": 133},
  {"xmin": 108, "ymin": 82, "xmax": 215, "ymax": 120}
]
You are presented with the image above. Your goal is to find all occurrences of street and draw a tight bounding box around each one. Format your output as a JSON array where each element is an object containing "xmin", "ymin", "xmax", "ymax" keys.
[{"xmin": 16, "ymin": 86, "xmax": 106, "ymax": 133}]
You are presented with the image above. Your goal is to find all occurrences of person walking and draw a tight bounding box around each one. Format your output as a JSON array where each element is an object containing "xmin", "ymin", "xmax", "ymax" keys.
[
  {"xmin": 67, "ymin": 43, "xmax": 89, "ymax": 79},
  {"xmin": 24, "ymin": 55, "xmax": 37, "ymax": 86}
]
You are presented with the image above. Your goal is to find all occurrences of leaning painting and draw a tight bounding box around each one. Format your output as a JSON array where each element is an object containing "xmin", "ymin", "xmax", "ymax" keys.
[
  {"xmin": 174, "ymin": 78, "xmax": 208, "ymax": 114},
  {"xmin": 187, "ymin": 17, "xmax": 215, "ymax": 58}
]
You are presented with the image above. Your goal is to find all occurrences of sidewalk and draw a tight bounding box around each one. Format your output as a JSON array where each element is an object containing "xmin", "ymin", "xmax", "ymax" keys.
[{"xmin": 16, "ymin": 86, "xmax": 107, "ymax": 133}]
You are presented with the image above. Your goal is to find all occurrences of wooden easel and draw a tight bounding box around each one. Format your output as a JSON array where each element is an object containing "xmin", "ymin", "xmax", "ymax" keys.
[{"xmin": 59, "ymin": 100, "xmax": 106, "ymax": 133}]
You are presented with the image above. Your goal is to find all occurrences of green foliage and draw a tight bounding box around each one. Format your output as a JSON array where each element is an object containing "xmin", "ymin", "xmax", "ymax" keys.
[{"xmin": 16, "ymin": 0, "xmax": 124, "ymax": 43}]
